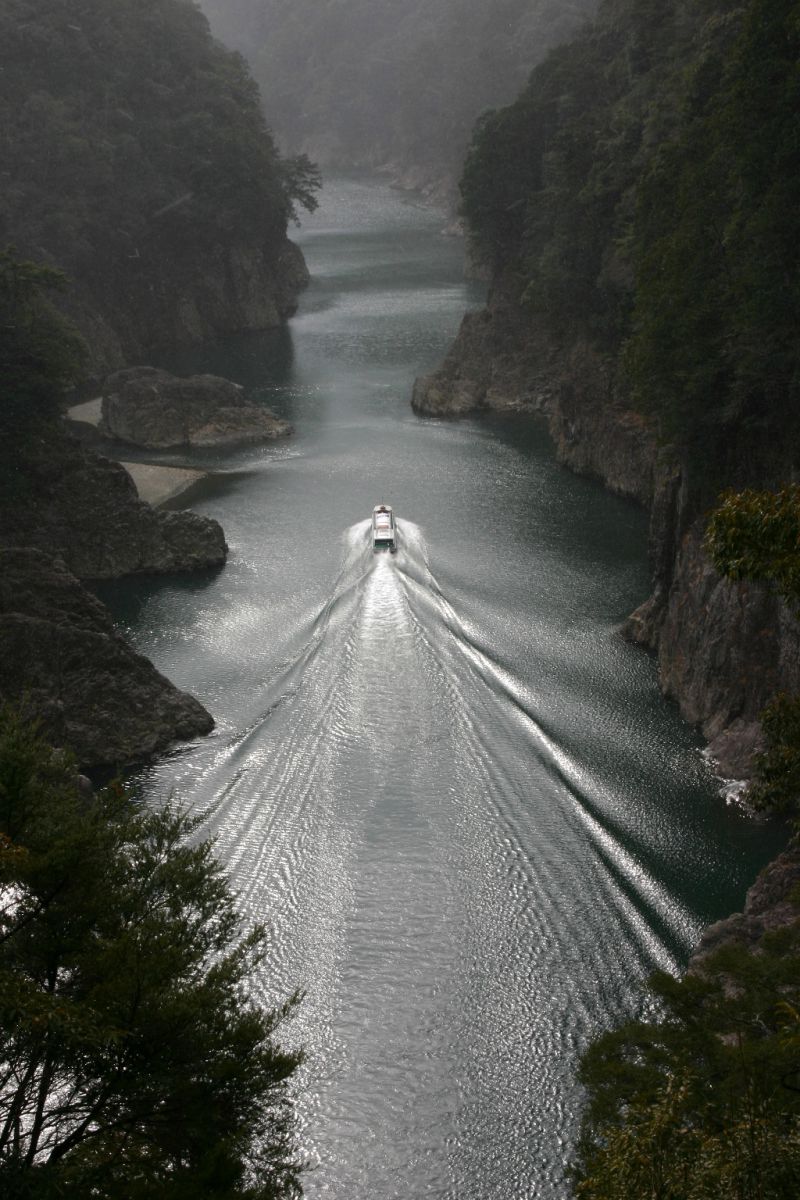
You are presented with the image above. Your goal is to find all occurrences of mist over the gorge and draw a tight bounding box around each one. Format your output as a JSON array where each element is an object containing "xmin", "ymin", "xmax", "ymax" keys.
[{"xmin": 198, "ymin": 0, "xmax": 598, "ymax": 199}]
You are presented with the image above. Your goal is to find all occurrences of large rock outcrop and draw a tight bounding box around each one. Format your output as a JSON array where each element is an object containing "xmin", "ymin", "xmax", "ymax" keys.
[
  {"xmin": 68, "ymin": 239, "xmax": 311, "ymax": 375},
  {"xmin": 100, "ymin": 367, "xmax": 291, "ymax": 449},
  {"xmin": 690, "ymin": 840, "xmax": 800, "ymax": 967},
  {"xmin": 412, "ymin": 281, "xmax": 656, "ymax": 504},
  {"xmin": 0, "ymin": 430, "xmax": 227, "ymax": 580},
  {"xmin": 412, "ymin": 280, "xmax": 558, "ymax": 417},
  {"xmin": 628, "ymin": 521, "xmax": 800, "ymax": 777},
  {"xmin": 0, "ymin": 548, "xmax": 214, "ymax": 768}
]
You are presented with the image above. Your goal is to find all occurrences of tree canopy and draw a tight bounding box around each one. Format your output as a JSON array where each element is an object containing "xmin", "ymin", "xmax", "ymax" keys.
[
  {"xmin": 0, "ymin": 0, "xmax": 319, "ymax": 363},
  {"xmin": 573, "ymin": 919, "xmax": 800, "ymax": 1198},
  {"xmin": 459, "ymin": 0, "xmax": 800, "ymax": 491},
  {"xmin": 0, "ymin": 709, "xmax": 303, "ymax": 1199}
]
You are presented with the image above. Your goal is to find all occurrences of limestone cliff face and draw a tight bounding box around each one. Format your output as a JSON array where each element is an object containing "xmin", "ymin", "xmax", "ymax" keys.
[
  {"xmin": 412, "ymin": 281, "xmax": 656, "ymax": 504},
  {"xmin": 412, "ymin": 280, "xmax": 558, "ymax": 416},
  {"xmin": 0, "ymin": 548, "xmax": 214, "ymax": 768},
  {"xmin": 414, "ymin": 288, "xmax": 800, "ymax": 779}
]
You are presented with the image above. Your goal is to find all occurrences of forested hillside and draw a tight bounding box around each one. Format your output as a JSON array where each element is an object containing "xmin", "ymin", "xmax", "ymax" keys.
[
  {"xmin": 415, "ymin": 0, "xmax": 800, "ymax": 777},
  {"xmin": 199, "ymin": 0, "xmax": 597, "ymax": 201},
  {"xmin": 448, "ymin": 4, "xmax": 800, "ymax": 1191},
  {"xmin": 459, "ymin": 0, "xmax": 800, "ymax": 495},
  {"xmin": 0, "ymin": 0, "xmax": 318, "ymax": 369}
]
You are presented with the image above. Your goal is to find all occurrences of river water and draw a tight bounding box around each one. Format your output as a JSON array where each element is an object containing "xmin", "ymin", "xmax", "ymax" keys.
[{"xmin": 106, "ymin": 177, "xmax": 785, "ymax": 1198}]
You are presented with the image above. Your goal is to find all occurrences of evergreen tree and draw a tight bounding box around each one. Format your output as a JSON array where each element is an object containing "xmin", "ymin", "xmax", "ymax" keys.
[{"xmin": 0, "ymin": 709, "xmax": 303, "ymax": 1199}]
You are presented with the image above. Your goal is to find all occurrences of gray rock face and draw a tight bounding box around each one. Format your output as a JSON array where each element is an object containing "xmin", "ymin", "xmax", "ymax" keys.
[
  {"xmin": 412, "ymin": 280, "xmax": 559, "ymax": 417},
  {"xmin": 64, "ymin": 236, "xmax": 310, "ymax": 376},
  {"xmin": 0, "ymin": 431, "xmax": 227, "ymax": 580},
  {"xmin": 690, "ymin": 841, "xmax": 800, "ymax": 967},
  {"xmin": 411, "ymin": 280, "xmax": 656, "ymax": 504},
  {"xmin": 547, "ymin": 341, "xmax": 656, "ymax": 506},
  {"xmin": 652, "ymin": 522, "xmax": 800, "ymax": 777},
  {"xmin": 100, "ymin": 366, "xmax": 292, "ymax": 449},
  {"xmin": 418, "ymin": 281, "xmax": 800, "ymax": 780},
  {"xmin": 0, "ymin": 548, "xmax": 214, "ymax": 768}
]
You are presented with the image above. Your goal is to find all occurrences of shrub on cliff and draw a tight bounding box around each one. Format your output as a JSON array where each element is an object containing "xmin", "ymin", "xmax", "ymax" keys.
[
  {"xmin": 572, "ymin": 922, "xmax": 800, "ymax": 1198},
  {"xmin": 0, "ymin": 709, "xmax": 303, "ymax": 1198}
]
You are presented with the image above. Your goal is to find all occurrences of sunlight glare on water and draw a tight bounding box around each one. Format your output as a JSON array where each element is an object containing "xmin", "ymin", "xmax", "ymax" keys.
[{"xmin": 107, "ymin": 177, "xmax": 787, "ymax": 1200}]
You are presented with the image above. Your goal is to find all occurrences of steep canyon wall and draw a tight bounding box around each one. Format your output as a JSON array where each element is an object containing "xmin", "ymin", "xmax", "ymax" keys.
[{"xmin": 413, "ymin": 285, "xmax": 799, "ymax": 780}]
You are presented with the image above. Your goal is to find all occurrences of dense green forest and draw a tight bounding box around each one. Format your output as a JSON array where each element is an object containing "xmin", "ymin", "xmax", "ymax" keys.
[
  {"xmin": 199, "ymin": 0, "xmax": 597, "ymax": 197},
  {"xmin": 0, "ymin": 0, "xmax": 318, "ymax": 365},
  {"xmin": 460, "ymin": 0, "xmax": 800, "ymax": 498}
]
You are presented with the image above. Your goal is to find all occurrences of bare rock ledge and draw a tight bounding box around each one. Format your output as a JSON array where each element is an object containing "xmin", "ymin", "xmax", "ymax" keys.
[
  {"xmin": 0, "ymin": 548, "xmax": 214, "ymax": 768},
  {"xmin": 100, "ymin": 366, "xmax": 291, "ymax": 450}
]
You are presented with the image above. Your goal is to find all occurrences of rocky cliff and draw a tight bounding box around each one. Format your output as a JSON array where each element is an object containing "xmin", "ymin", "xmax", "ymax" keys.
[
  {"xmin": 0, "ymin": 548, "xmax": 214, "ymax": 768},
  {"xmin": 413, "ymin": 287, "xmax": 798, "ymax": 780},
  {"xmin": 1, "ymin": 0, "xmax": 315, "ymax": 376},
  {"xmin": 65, "ymin": 239, "xmax": 310, "ymax": 376},
  {"xmin": 0, "ymin": 430, "xmax": 227, "ymax": 581},
  {"xmin": 690, "ymin": 839, "xmax": 800, "ymax": 968}
]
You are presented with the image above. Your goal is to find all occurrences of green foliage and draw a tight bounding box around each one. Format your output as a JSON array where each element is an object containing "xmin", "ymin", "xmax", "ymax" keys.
[
  {"xmin": 279, "ymin": 155, "xmax": 322, "ymax": 225},
  {"xmin": 0, "ymin": 250, "xmax": 86, "ymax": 437},
  {"xmin": 573, "ymin": 924, "xmax": 800, "ymax": 1198},
  {"xmin": 0, "ymin": 708, "xmax": 303, "ymax": 1199},
  {"xmin": 458, "ymin": 0, "xmax": 800, "ymax": 483},
  {"xmin": 625, "ymin": 0, "xmax": 800, "ymax": 466},
  {"xmin": 0, "ymin": 0, "xmax": 319, "ymax": 356},
  {"xmin": 747, "ymin": 694, "xmax": 800, "ymax": 816},
  {"xmin": 460, "ymin": 0, "xmax": 685, "ymax": 338},
  {"xmin": 706, "ymin": 486, "xmax": 800, "ymax": 609}
]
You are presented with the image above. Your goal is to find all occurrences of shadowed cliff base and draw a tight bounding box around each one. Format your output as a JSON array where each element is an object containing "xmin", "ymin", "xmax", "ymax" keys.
[{"xmin": 0, "ymin": 549, "xmax": 214, "ymax": 769}]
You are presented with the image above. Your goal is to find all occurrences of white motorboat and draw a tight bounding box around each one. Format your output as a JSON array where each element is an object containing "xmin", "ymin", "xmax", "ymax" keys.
[{"xmin": 372, "ymin": 504, "xmax": 397, "ymax": 552}]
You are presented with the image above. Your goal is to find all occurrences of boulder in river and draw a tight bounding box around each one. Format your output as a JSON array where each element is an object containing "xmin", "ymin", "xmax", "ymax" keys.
[
  {"xmin": 0, "ymin": 548, "xmax": 214, "ymax": 769},
  {"xmin": 100, "ymin": 366, "xmax": 292, "ymax": 449}
]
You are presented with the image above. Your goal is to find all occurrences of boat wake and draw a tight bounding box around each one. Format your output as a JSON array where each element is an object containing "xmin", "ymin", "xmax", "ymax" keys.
[{"xmin": 139, "ymin": 518, "xmax": 704, "ymax": 1198}]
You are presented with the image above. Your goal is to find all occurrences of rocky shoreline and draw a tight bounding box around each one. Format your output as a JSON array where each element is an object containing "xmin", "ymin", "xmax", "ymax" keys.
[
  {"xmin": 0, "ymin": 548, "xmax": 214, "ymax": 768},
  {"xmin": 2, "ymin": 357, "xmax": 302, "ymax": 769},
  {"xmin": 100, "ymin": 367, "xmax": 292, "ymax": 450},
  {"xmin": 413, "ymin": 278, "xmax": 799, "ymax": 781}
]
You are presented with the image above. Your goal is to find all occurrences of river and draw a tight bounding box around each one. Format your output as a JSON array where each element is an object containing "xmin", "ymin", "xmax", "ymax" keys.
[{"xmin": 103, "ymin": 177, "xmax": 786, "ymax": 1199}]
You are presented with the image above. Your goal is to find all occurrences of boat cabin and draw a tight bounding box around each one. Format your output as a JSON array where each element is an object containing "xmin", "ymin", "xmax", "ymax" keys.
[{"xmin": 372, "ymin": 504, "xmax": 397, "ymax": 552}]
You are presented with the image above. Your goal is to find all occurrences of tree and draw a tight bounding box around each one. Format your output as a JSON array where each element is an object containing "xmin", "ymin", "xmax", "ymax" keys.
[
  {"xmin": 706, "ymin": 486, "xmax": 800, "ymax": 612},
  {"xmin": 0, "ymin": 250, "xmax": 86, "ymax": 435},
  {"xmin": 0, "ymin": 709, "xmax": 303, "ymax": 1199},
  {"xmin": 573, "ymin": 923, "xmax": 800, "ymax": 1198},
  {"xmin": 706, "ymin": 486, "xmax": 800, "ymax": 815}
]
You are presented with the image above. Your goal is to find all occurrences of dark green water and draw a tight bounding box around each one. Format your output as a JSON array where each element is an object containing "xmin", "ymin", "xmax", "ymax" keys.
[{"xmin": 108, "ymin": 177, "xmax": 786, "ymax": 1198}]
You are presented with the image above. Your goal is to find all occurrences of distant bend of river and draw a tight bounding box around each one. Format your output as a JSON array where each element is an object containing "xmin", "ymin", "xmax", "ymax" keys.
[{"xmin": 103, "ymin": 177, "xmax": 786, "ymax": 1200}]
